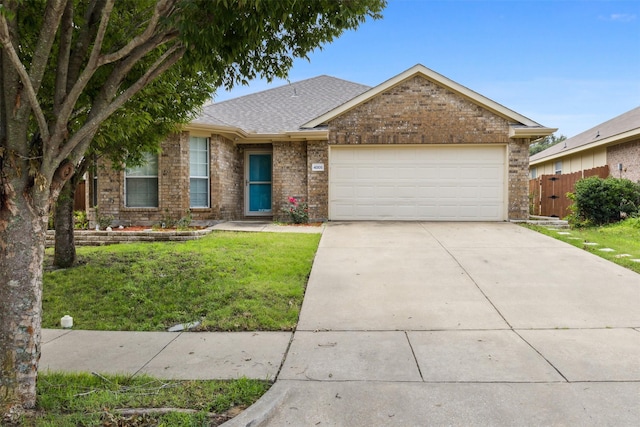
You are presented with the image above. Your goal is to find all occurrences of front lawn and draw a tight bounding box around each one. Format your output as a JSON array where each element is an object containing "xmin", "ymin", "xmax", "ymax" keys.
[
  {"xmin": 18, "ymin": 373, "xmax": 268, "ymax": 426},
  {"xmin": 524, "ymin": 220, "xmax": 640, "ymax": 274},
  {"xmin": 43, "ymin": 231, "xmax": 321, "ymax": 331}
]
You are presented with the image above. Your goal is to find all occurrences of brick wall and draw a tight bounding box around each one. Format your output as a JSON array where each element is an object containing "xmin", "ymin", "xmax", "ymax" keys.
[
  {"xmin": 273, "ymin": 141, "xmax": 308, "ymax": 222},
  {"xmin": 327, "ymin": 75, "xmax": 529, "ymax": 220},
  {"xmin": 306, "ymin": 141, "xmax": 329, "ymax": 221},
  {"xmin": 94, "ymin": 157, "xmax": 123, "ymax": 223},
  {"xmin": 329, "ymin": 76, "xmax": 510, "ymax": 145},
  {"xmin": 508, "ymin": 138, "xmax": 531, "ymax": 220},
  {"xmin": 159, "ymin": 132, "xmax": 190, "ymax": 219},
  {"xmin": 208, "ymin": 135, "xmax": 243, "ymax": 220},
  {"xmin": 94, "ymin": 132, "xmax": 191, "ymax": 226},
  {"xmin": 607, "ymin": 138, "xmax": 640, "ymax": 182}
]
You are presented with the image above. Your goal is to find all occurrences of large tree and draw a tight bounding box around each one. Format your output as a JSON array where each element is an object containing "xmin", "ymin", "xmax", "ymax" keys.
[
  {"xmin": 529, "ymin": 133, "xmax": 567, "ymax": 156},
  {"xmin": 0, "ymin": 0, "xmax": 385, "ymax": 419}
]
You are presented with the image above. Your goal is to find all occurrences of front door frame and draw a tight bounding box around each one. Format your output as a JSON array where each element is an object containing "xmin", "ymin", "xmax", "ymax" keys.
[{"xmin": 244, "ymin": 149, "xmax": 273, "ymax": 216}]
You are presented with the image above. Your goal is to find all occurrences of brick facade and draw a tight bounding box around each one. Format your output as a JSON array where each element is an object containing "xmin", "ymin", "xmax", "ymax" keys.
[
  {"xmin": 273, "ymin": 141, "xmax": 308, "ymax": 222},
  {"xmin": 306, "ymin": 141, "xmax": 329, "ymax": 221},
  {"xmin": 94, "ymin": 74, "xmax": 534, "ymax": 224},
  {"xmin": 94, "ymin": 132, "xmax": 190, "ymax": 226},
  {"xmin": 508, "ymin": 138, "xmax": 532, "ymax": 220},
  {"xmin": 209, "ymin": 135, "xmax": 243, "ymax": 220},
  {"xmin": 606, "ymin": 138, "xmax": 640, "ymax": 182},
  {"xmin": 159, "ymin": 132, "xmax": 190, "ymax": 218},
  {"xmin": 328, "ymin": 76, "xmax": 510, "ymax": 146},
  {"xmin": 94, "ymin": 133, "xmax": 245, "ymax": 226}
]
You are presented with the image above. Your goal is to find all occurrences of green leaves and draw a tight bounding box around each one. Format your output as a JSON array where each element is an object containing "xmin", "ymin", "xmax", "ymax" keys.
[
  {"xmin": 175, "ymin": 0, "xmax": 385, "ymax": 88},
  {"xmin": 570, "ymin": 176, "xmax": 640, "ymax": 226}
]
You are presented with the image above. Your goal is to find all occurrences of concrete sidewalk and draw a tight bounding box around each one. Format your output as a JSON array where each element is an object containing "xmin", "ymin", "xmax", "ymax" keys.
[
  {"xmin": 229, "ymin": 222, "xmax": 640, "ymax": 426},
  {"xmin": 40, "ymin": 329, "xmax": 291, "ymax": 380},
  {"xmin": 211, "ymin": 220, "xmax": 324, "ymax": 234}
]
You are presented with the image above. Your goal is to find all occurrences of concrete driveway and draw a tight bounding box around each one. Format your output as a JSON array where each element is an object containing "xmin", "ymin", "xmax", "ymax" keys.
[{"xmin": 230, "ymin": 222, "xmax": 640, "ymax": 426}]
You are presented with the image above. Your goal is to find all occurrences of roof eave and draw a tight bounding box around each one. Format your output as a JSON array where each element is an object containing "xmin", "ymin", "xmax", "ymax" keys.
[
  {"xmin": 509, "ymin": 126, "xmax": 557, "ymax": 139},
  {"xmin": 183, "ymin": 123, "xmax": 328, "ymax": 142},
  {"xmin": 530, "ymin": 127, "xmax": 640, "ymax": 166},
  {"xmin": 302, "ymin": 64, "xmax": 544, "ymax": 129}
]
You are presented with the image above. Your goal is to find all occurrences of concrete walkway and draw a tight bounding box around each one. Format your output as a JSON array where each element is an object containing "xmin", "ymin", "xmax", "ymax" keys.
[{"xmin": 41, "ymin": 221, "xmax": 640, "ymax": 426}]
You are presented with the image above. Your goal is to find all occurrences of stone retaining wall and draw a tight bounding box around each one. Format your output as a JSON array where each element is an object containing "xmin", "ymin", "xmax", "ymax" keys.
[{"xmin": 45, "ymin": 228, "xmax": 214, "ymax": 247}]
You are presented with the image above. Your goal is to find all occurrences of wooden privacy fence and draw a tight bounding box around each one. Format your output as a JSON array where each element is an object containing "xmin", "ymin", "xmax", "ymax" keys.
[{"xmin": 529, "ymin": 165, "xmax": 610, "ymax": 218}]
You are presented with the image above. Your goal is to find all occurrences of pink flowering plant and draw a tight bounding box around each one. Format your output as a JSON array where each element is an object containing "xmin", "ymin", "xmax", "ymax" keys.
[{"xmin": 282, "ymin": 196, "xmax": 309, "ymax": 224}]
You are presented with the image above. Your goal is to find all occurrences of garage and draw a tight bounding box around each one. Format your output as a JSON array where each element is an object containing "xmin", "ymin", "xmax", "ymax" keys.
[{"xmin": 329, "ymin": 145, "xmax": 506, "ymax": 221}]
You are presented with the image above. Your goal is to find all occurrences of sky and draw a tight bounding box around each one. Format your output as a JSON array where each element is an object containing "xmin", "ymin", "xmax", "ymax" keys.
[{"xmin": 214, "ymin": 0, "xmax": 640, "ymax": 139}]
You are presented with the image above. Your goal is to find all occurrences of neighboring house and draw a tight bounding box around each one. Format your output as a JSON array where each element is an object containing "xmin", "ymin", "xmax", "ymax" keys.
[
  {"xmin": 90, "ymin": 64, "xmax": 555, "ymax": 226},
  {"xmin": 530, "ymin": 106, "xmax": 640, "ymax": 180}
]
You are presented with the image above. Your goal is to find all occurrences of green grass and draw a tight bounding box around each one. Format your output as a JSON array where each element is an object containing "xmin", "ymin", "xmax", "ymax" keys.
[
  {"xmin": 43, "ymin": 231, "xmax": 321, "ymax": 331},
  {"xmin": 18, "ymin": 372, "xmax": 269, "ymax": 426},
  {"xmin": 524, "ymin": 219, "xmax": 640, "ymax": 274}
]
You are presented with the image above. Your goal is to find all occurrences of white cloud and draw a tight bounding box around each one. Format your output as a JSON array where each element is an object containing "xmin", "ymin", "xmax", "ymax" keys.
[{"xmin": 600, "ymin": 13, "xmax": 636, "ymax": 22}]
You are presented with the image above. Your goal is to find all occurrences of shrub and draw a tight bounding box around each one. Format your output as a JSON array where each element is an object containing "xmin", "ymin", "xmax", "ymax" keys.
[
  {"xmin": 94, "ymin": 207, "xmax": 114, "ymax": 230},
  {"xmin": 74, "ymin": 210, "xmax": 88, "ymax": 229},
  {"xmin": 282, "ymin": 197, "xmax": 309, "ymax": 224},
  {"xmin": 568, "ymin": 176, "xmax": 640, "ymax": 226},
  {"xmin": 176, "ymin": 210, "xmax": 193, "ymax": 230}
]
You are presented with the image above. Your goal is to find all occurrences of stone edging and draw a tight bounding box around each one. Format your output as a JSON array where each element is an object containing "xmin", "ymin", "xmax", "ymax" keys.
[{"xmin": 45, "ymin": 227, "xmax": 214, "ymax": 247}]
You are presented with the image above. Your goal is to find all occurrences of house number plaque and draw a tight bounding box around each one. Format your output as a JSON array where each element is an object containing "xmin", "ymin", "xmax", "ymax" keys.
[{"xmin": 312, "ymin": 163, "xmax": 325, "ymax": 172}]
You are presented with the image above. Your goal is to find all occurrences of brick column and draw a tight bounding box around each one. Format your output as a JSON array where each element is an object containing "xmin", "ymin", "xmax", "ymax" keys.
[
  {"xmin": 508, "ymin": 138, "xmax": 531, "ymax": 220},
  {"xmin": 307, "ymin": 141, "xmax": 329, "ymax": 221}
]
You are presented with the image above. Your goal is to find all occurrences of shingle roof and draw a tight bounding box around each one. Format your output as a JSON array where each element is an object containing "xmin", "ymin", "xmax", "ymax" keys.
[
  {"xmin": 530, "ymin": 106, "xmax": 640, "ymax": 162},
  {"xmin": 192, "ymin": 75, "xmax": 371, "ymax": 134}
]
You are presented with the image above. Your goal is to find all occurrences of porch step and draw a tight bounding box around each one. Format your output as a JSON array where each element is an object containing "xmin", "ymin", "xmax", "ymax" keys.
[{"xmin": 526, "ymin": 216, "xmax": 570, "ymax": 229}]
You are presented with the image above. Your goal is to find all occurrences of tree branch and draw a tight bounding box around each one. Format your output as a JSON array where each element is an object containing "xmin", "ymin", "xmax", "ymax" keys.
[
  {"xmin": 84, "ymin": 0, "xmax": 115, "ymax": 71},
  {"xmin": 67, "ymin": 0, "xmax": 105, "ymax": 89},
  {"xmin": 48, "ymin": 0, "xmax": 115, "ymax": 155},
  {"xmin": 101, "ymin": 32, "xmax": 178, "ymax": 103},
  {"xmin": 98, "ymin": 0, "xmax": 178, "ymax": 66},
  {"xmin": 57, "ymin": 44, "xmax": 185, "ymax": 166},
  {"xmin": 0, "ymin": 15, "xmax": 50, "ymax": 141},
  {"xmin": 29, "ymin": 0, "xmax": 67, "ymax": 96},
  {"xmin": 54, "ymin": 0, "xmax": 74, "ymax": 115}
]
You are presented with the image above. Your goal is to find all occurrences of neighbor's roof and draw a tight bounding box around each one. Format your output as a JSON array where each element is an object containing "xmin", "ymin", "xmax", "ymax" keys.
[
  {"xmin": 190, "ymin": 75, "xmax": 370, "ymax": 134},
  {"xmin": 530, "ymin": 106, "xmax": 640, "ymax": 165}
]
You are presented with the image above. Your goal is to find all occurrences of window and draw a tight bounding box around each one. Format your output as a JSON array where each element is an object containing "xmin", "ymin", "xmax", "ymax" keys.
[
  {"xmin": 554, "ymin": 161, "xmax": 562, "ymax": 175},
  {"xmin": 125, "ymin": 153, "xmax": 158, "ymax": 207},
  {"xmin": 530, "ymin": 168, "xmax": 537, "ymax": 179},
  {"xmin": 190, "ymin": 136, "xmax": 209, "ymax": 208}
]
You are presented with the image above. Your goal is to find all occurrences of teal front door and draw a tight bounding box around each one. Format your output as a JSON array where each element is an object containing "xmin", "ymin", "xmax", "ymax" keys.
[{"xmin": 245, "ymin": 152, "xmax": 272, "ymax": 215}]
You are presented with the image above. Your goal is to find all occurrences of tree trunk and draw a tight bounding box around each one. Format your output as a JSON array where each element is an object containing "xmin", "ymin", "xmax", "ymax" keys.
[
  {"xmin": 0, "ymin": 194, "xmax": 48, "ymax": 420},
  {"xmin": 53, "ymin": 179, "xmax": 76, "ymax": 268}
]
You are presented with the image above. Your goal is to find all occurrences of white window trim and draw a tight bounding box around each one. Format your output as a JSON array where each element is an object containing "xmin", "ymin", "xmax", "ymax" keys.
[
  {"xmin": 189, "ymin": 136, "xmax": 210, "ymax": 208},
  {"xmin": 124, "ymin": 153, "xmax": 159, "ymax": 208},
  {"xmin": 244, "ymin": 149, "xmax": 273, "ymax": 216},
  {"xmin": 554, "ymin": 161, "xmax": 562, "ymax": 175}
]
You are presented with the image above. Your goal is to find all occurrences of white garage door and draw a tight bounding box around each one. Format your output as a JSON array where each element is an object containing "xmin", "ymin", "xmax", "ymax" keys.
[{"xmin": 329, "ymin": 145, "xmax": 506, "ymax": 221}]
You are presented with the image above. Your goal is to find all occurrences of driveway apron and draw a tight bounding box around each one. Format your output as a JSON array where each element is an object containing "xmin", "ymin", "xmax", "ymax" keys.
[{"xmin": 254, "ymin": 222, "xmax": 640, "ymax": 426}]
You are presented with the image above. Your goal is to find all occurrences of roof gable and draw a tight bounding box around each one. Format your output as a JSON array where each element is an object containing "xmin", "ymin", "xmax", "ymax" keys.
[
  {"xmin": 302, "ymin": 64, "xmax": 551, "ymax": 136},
  {"xmin": 530, "ymin": 106, "xmax": 640, "ymax": 164}
]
